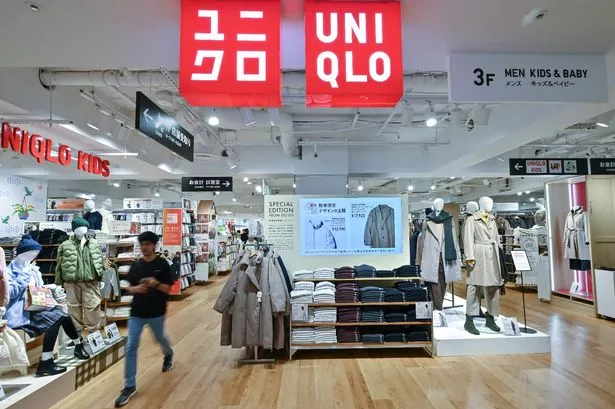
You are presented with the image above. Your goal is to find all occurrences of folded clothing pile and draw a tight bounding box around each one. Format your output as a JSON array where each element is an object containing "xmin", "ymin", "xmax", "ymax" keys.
[
  {"xmin": 314, "ymin": 267, "xmax": 335, "ymax": 279},
  {"xmin": 334, "ymin": 266, "xmax": 356, "ymax": 279},
  {"xmin": 399, "ymin": 286, "xmax": 430, "ymax": 302},
  {"xmin": 118, "ymin": 264, "xmax": 132, "ymax": 274},
  {"xmin": 355, "ymin": 264, "xmax": 376, "ymax": 278},
  {"xmin": 394, "ymin": 265, "xmax": 421, "ymax": 277},
  {"xmin": 375, "ymin": 270, "xmax": 395, "ymax": 278},
  {"xmin": 384, "ymin": 288, "xmax": 405, "ymax": 302},
  {"xmin": 361, "ymin": 307, "xmax": 384, "ymax": 322},
  {"xmin": 292, "ymin": 328, "xmax": 315, "ymax": 344},
  {"xmin": 394, "ymin": 281, "xmax": 422, "ymax": 292},
  {"xmin": 336, "ymin": 283, "xmax": 359, "ymax": 303},
  {"xmin": 337, "ymin": 327, "xmax": 360, "ymax": 343},
  {"xmin": 295, "ymin": 281, "xmax": 316, "ymax": 292},
  {"xmin": 384, "ymin": 311, "xmax": 407, "ymax": 323},
  {"xmin": 337, "ymin": 307, "xmax": 361, "ymax": 323},
  {"xmin": 384, "ymin": 331, "xmax": 407, "ymax": 343},
  {"xmin": 406, "ymin": 307, "xmax": 431, "ymax": 322},
  {"xmin": 314, "ymin": 327, "xmax": 337, "ymax": 344},
  {"xmin": 359, "ymin": 286, "xmax": 385, "ymax": 302},
  {"xmin": 315, "ymin": 281, "xmax": 335, "ymax": 292},
  {"xmin": 407, "ymin": 330, "xmax": 431, "ymax": 342},
  {"xmin": 293, "ymin": 269, "xmax": 314, "ymax": 280},
  {"xmin": 291, "ymin": 289, "xmax": 314, "ymax": 304},
  {"xmin": 314, "ymin": 307, "xmax": 337, "ymax": 323},
  {"xmin": 313, "ymin": 287, "xmax": 335, "ymax": 304},
  {"xmin": 361, "ymin": 330, "xmax": 384, "ymax": 344}
]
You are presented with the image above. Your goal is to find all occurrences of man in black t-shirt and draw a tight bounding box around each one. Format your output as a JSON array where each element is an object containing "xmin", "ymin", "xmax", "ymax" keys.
[{"xmin": 115, "ymin": 231, "xmax": 175, "ymax": 408}]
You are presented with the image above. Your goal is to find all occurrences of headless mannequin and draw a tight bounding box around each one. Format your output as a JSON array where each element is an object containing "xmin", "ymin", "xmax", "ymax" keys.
[
  {"xmin": 8, "ymin": 249, "xmax": 89, "ymax": 376},
  {"xmin": 534, "ymin": 198, "xmax": 546, "ymax": 227},
  {"xmin": 99, "ymin": 198, "xmax": 114, "ymax": 234},
  {"xmin": 463, "ymin": 197, "xmax": 502, "ymax": 335},
  {"xmin": 84, "ymin": 200, "xmax": 103, "ymax": 230},
  {"xmin": 462, "ymin": 201, "xmax": 485, "ymax": 318}
]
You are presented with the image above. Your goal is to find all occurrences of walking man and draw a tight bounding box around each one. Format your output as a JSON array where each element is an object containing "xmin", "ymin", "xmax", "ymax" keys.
[{"xmin": 115, "ymin": 231, "xmax": 175, "ymax": 407}]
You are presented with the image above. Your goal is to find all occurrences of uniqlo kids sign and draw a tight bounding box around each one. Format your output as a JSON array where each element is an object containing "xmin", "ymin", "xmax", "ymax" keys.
[
  {"xmin": 304, "ymin": 0, "xmax": 403, "ymax": 107},
  {"xmin": 179, "ymin": 0, "xmax": 281, "ymax": 107}
]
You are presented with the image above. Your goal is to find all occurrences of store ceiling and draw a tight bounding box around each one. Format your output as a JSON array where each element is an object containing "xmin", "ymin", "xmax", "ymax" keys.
[{"xmin": 1, "ymin": 0, "xmax": 615, "ymax": 210}]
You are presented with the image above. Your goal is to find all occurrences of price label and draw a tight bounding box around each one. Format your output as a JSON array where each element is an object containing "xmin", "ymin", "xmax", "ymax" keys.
[
  {"xmin": 291, "ymin": 303, "xmax": 309, "ymax": 322},
  {"xmin": 502, "ymin": 317, "xmax": 522, "ymax": 336},
  {"xmin": 104, "ymin": 323, "xmax": 122, "ymax": 344},
  {"xmin": 87, "ymin": 331, "xmax": 106, "ymax": 355},
  {"xmin": 416, "ymin": 302, "xmax": 433, "ymax": 320}
]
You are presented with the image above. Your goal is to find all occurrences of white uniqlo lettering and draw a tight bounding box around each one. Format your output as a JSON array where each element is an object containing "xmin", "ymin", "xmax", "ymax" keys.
[
  {"xmin": 236, "ymin": 10, "xmax": 268, "ymax": 82},
  {"xmin": 315, "ymin": 12, "xmax": 391, "ymax": 87},
  {"xmin": 192, "ymin": 50, "xmax": 224, "ymax": 81},
  {"xmin": 194, "ymin": 10, "xmax": 224, "ymax": 41}
]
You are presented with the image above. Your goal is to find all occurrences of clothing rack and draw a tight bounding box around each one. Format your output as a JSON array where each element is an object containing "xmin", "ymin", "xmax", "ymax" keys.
[{"xmin": 238, "ymin": 346, "xmax": 275, "ymax": 365}]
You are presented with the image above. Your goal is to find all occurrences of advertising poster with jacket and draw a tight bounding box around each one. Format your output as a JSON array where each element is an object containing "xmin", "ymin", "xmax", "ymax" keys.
[{"xmin": 299, "ymin": 197, "xmax": 402, "ymax": 256}]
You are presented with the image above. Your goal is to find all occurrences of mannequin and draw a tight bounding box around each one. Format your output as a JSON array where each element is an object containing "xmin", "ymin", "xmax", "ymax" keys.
[
  {"xmin": 84, "ymin": 199, "xmax": 103, "ymax": 231},
  {"xmin": 56, "ymin": 218, "xmax": 104, "ymax": 336},
  {"xmin": 417, "ymin": 198, "xmax": 461, "ymax": 311},
  {"xmin": 98, "ymin": 198, "xmax": 114, "ymax": 235},
  {"xmin": 463, "ymin": 197, "xmax": 503, "ymax": 335},
  {"xmin": 563, "ymin": 205, "xmax": 590, "ymax": 270},
  {"xmin": 534, "ymin": 198, "xmax": 546, "ymax": 227},
  {"xmin": 5, "ymin": 234, "xmax": 89, "ymax": 376},
  {"xmin": 461, "ymin": 201, "xmax": 486, "ymax": 318}
]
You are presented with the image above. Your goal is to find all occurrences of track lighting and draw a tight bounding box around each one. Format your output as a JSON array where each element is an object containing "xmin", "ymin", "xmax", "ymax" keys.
[
  {"xmin": 154, "ymin": 188, "xmax": 161, "ymax": 197},
  {"xmin": 357, "ymin": 182, "xmax": 364, "ymax": 192},
  {"xmin": 87, "ymin": 122, "xmax": 99, "ymax": 131},
  {"xmin": 208, "ymin": 109, "xmax": 220, "ymax": 126},
  {"xmin": 597, "ymin": 122, "xmax": 609, "ymax": 128},
  {"xmin": 425, "ymin": 102, "xmax": 437, "ymax": 127}
]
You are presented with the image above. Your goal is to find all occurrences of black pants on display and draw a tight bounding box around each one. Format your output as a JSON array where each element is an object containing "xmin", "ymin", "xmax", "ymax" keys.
[
  {"xmin": 429, "ymin": 260, "xmax": 446, "ymax": 310},
  {"xmin": 43, "ymin": 316, "xmax": 80, "ymax": 352}
]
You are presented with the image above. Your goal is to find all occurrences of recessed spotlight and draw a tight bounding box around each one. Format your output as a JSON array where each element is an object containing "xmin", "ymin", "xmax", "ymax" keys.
[
  {"xmin": 425, "ymin": 118, "xmax": 438, "ymax": 127},
  {"xmin": 87, "ymin": 123, "xmax": 99, "ymax": 131},
  {"xmin": 525, "ymin": 190, "xmax": 530, "ymax": 194},
  {"xmin": 292, "ymin": 183, "xmax": 296, "ymax": 189},
  {"xmin": 517, "ymin": 192, "xmax": 523, "ymax": 196},
  {"xmin": 530, "ymin": 197, "xmax": 536, "ymax": 202},
  {"xmin": 407, "ymin": 184, "xmax": 414, "ymax": 191},
  {"xmin": 357, "ymin": 184, "xmax": 364, "ymax": 192},
  {"xmin": 430, "ymin": 185, "xmax": 436, "ymax": 191},
  {"xmin": 26, "ymin": 2, "xmax": 40, "ymax": 12},
  {"xmin": 112, "ymin": 182, "xmax": 120, "ymax": 188},
  {"xmin": 247, "ymin": 181, "xmax": 252, "ymax": 185},
  {"xmin": 243, "ymin": 177, "xmax": 249, "ymax": 183},
  {"xmin": 255, "ymin": 185, "xmax": 263, "ymax": 193},
  {"xmin": 449, "ymin": 176, "xmax": 455, "ymax": 180},
  {"xmin": 597, "ymin": 122, "xmax": 609, "ymax": 128},
  {"xmin": 232, "ymin": 198, "xmax": 237, "ymax": 202}
]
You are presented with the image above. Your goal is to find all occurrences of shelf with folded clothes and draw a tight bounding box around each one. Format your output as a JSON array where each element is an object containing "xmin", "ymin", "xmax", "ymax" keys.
[
  {"xmin": 307, "ymin": 302, "xmax": 424, "ymax": 307},
  {"xmin": 291, "ymin": 342, "xmax": 432, "ymax": 348},
  {"xmin": 292, "ymin": 322, "xmax": 431, "ymax": 327},
  {"xmin": 293, "ymin": 277, "xmax": 423, "ymax": 282}
]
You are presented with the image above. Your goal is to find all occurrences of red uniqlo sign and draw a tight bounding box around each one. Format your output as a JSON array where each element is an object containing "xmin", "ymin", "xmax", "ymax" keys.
[
  {"xmin": 304, "ymin": 0, "xmax": 403, "ymax": 107},
  {"xmin": 179, "ymin": 0, "xmax": 281, "ymax": 107}
]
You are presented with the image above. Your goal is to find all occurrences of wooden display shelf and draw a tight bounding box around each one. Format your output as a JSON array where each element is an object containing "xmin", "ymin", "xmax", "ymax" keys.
[
  {"xmin": 292, "ymin": 321, "xmax": 431, "ymax": 327},
  {"xmin": 107, "ymin": 301, "xmax": 132, "ymax": 307},
  {"xmin": 293, "ymin": 277, "xmax": 422, "ymax": 282},
  {"xmin": 108, "ymin": 257, "xmax": 135, "ymax": 262},
  {"xmin": 308, "ymin": 302, "xmax": 422, "ymax": 307},
  {"xmin": 106, "ymin": 316, "xmax": 129, "ymax": 322},
  {"xmin": 292, "ymin": 341, "xmax": 431, "ymax": 348}
]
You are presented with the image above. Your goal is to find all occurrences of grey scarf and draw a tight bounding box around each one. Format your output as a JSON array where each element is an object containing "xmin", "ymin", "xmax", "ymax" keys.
[{"xmin": 427, "ymin": 210, "xmax": 457, "ymax": 263}]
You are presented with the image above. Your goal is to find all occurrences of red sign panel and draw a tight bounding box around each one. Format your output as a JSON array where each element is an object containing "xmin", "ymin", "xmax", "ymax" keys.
[
  {"xmin": 1, "ymin": 122, "xmax": 111, "ymax": 177},
  {"xmin": 162, "ymin": 209, "xmax": 183, "ymax": 246},
  {"xmin": 179, "ymin": 0, "xmax": 282, "ymax": 107},
  {"xmin": 304, "ymin": 0, "xmax": 403, "ymax": 107}
]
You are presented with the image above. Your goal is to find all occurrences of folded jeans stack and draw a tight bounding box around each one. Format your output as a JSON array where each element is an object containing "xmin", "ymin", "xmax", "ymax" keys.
[
  {"xmin": 314, "ymin": 327, "xmax": 337, "ymax": 344},
  {"xmin": 336, "ymin": 327, "xmax": 360, "ymax": 343},
  {"xmin": 291, "ymin": 289, "xmax": 314, "ymax": 304},
  {"xmin": 313, "ymin": 288, "xmax": 336, "ymax": 304},
  {"xmin": 336, "ymin": 283, "xmax": 359, "ymax": 303},
  {"xmin": 399, "ymin": 287, "xmax": 430, "ymax": 302},
  {"xmin": 361, "ymin": 332, "xmax": 385, "ymax": 344},
  {"xmin": 355, "ymin": 264, "xmax": 376, "ymax": 278},
  {"xmin": 384, "ymin": 332, "xmax": 407, "ymax": 343},
  {"xmin": 384, "ymin": 312, "xmax": 407, "ymax": 323},
  {"xmin": 406, "ymin": 308, "xmax": 431, "ymax": 322},
  {"xmin": 393, "ymin": 265, "xmax": 421, "ymax": 277},
  {"xmin": 314, "ymin": 307, "xmax": 337, "ymax": 323},
  {"xmin": 407, "ymin": 330, "xmax": 431, "ymax": 342},
  {"xmin": 361, "ymin": 307, "xmax": 384, "ymax": 322},
  {"xmin": 292, "ymin": 328, "xmax": 315, "ymax": 344},
  {"xmin": 334, "ymin": 266, "xmax": 356, "ymax": 279},
  {"xmin": 375, "ymin": 270, "xmax": 395, "ymax": 278},
  {"xmin": 384, "ymin": 288, "xmax": 406, "ymax": 302},
  {"xmin": 294, "ymin": 281, "xmax": 316, "ymax": 292},
  {"xmin": 293, "ymin": 269, "xmax": 314, "ymax": 280},
  {"xmin": 359, "ymin": 286, "xmax": 385, "ymax": 303},
  {"xmin": 314, "ymin": 267, "xmax": 335, "ymax": 279},
  {"xmin": 394, "ymin": 281, "xmax": 422, "ymax": 291},
  {"xmin": 337, "ymin": 307, "xmax": 361, "ymax": 323}
]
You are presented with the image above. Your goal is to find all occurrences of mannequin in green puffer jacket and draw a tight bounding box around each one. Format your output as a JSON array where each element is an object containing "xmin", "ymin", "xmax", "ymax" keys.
[{"xmin": 56, "ymin": 218, "xmax": 104, "ymax": 335}]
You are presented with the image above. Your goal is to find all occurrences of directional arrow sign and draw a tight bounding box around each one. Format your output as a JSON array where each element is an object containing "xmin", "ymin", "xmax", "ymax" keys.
[
  {"xmin": 182, "ymin": 177, "xmax": 233, "ymax": 192},
  {"xmin": 143, "ymin": 108, "xmax": 153, "ymax": 123},
  {"xmin": 509, "ymin": 158, "xmax": 588, "ymax": 176}
]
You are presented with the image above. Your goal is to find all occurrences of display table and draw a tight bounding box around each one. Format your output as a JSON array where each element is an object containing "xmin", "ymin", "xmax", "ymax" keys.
[{"xmin": 595, "ymin": 268, "xmax": 615, "ymax": 319}]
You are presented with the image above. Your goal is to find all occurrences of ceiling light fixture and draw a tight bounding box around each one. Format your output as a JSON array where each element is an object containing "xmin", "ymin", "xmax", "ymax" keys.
[
  {"xmin": 229, "ymin": 163, "xmax": 237, "ymax": 170},
  {"xmin": 247, "ymin": 181, "xmax": 252, "ymax": 185},
  {"xmin": 425, "ymin": 102, "xmax": 437, "ymax": 127},
  {"xmin": 112, "ymin": 182, "xmax": 121, "ymax": 188},
  {"xmin": 26, "ymin": 2, "xmax": 40, "ymax": 12},
  {"xmin": 357, "ymin": 182, "xmax": 364, "ymax": 192},
  {"xmin": 517, "ymin": 192, "xmax": 523, "ymax": 196},
  {"xmin": 596, "ymin": 122, "xmax": 609, "ymax": 128},
  {"xmin": 215, "ymin": 191, "xmax": 221, "ymax": 195},
  {"xmin": 430, "ymin": 185, "xmax": 436, "ymax": 191},
  {"xmin": 407, "ymin": 184, "xmax": 414, "ymax": 191},
  {"xmin": 530, "ymin": 197, "xmax": 536, "ymax": 202},
  {"xmin": 232, "ymin": 197, "xmax": 237, "ymax": 202},
  {"xmin": 243, "ymin": 177, "xmax": 249, "ymax": 183},
  {"xmin": 255, "ymin": 185, "xmax": 263, "ymax": 193},
  {"xmin": 449, "ymin": 176, "xmax": 455, "ymax": 180},
  {"xmin": 208, "ymin": 109, "xmax": 220, "ymax": 126},
  {"xmin": 154, "ymin": 188, "xmax": 161, "ymax": 197},
  {"xmin": 525, "ymin": 190, "xmax": 530, "ymax": 194},
  {"xmin": 293, "ymin": 183, "xmax": 297, "ymax": 189},
  {"xmin": 86, "ymin": 122, "xmax": 99, "ymax": 131}
]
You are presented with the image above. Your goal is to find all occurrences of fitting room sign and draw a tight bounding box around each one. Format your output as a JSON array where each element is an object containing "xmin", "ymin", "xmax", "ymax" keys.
[
  {"xmin": 509, "ymin": 158, "xmax": 589, "ymax": 176},
  {"xmin": 1, "ymin": 122, "xmax": 111, "ymax": 177},
  {"xmin": 589, "ymin": 158, "xmax": 615, "ymax": 174},
  {"xmin": 304, "ymin": 0, "xmax": 403, "ymax": 107},
  {"xmin": 181, "ymin": 176, "xmax": 233, "ymax": 192},
  {"xmin": 135, "ymin": 92, "xmax": 194, "ymax": 162},
  {"xmin": 179, "ymin": 0, "xmax": 282, "ymax": 107},
  {"xmin": 449, "ymin": 52, "xmax": 608, "ymax": 102}
]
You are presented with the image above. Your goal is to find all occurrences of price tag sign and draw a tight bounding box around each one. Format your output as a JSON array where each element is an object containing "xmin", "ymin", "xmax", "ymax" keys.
[
  {"xmin": 291, "ymin": 303, "xmax": 309, "ymax": 322},
  {"xmin": 87, "ymin": 331, "xmax": 107, "ymax": 355},
  {"xmin": 511, "ymin": 250, "xmax": 532, "ymax": 272},
  {"xmin": 104, "ymin": 323, "xmax": 122, "ymax": 344},
  {"xmin": 416, "ymin": 302, "xmax": 433, "ymax": 320},
  {"xmin": 502, "ymin": 317, "xmax": 522, "ymax": 336}
]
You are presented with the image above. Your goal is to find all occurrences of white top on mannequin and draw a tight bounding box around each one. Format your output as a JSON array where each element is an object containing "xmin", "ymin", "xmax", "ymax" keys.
[
  {"xmin": 74, "ymin": 226, "xmax": 88, "ymax": 249},
  {"xmin": 14, "ymin": 250, "xmax": 40, "ymax": 267},
  {"xmin": 432, "ymin": 198, "xmax": 444, "ymax": 216},
  {"xmin": 478, "ymin": 196, "xmax": 494, "ymax": 213},
  {"xmin": 102, "ymin": 198, "xmax": 112, "ymax": 210},
  {"xmin": 536, "ymin": 203, "xmax": 545, "ymax": 211},
  {"xmin": 465, "ymin": 201, "xmax": 479, "ymax": 215},
  {"xmin": 85, "ymin": 199, "xmax": 96, "ymax": 212}
]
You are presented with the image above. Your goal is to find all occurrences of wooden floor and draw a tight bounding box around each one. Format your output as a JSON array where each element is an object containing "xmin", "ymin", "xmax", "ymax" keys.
[{"xmin": 52, "ymin": 279, "xmax": 615, "ymax": 409}]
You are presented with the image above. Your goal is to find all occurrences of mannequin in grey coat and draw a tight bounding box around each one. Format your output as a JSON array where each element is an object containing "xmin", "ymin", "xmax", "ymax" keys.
[{"xmin": 463, "ymin": 197, "xmax": 503, "ymax": 335}]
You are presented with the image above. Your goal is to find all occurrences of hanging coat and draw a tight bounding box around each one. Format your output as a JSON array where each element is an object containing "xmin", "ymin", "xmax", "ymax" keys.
[
  {"xmin": 463, "ymin": 213, "xmax": 503, "ymax": 287},
  {"xmin": 563, "ymin": 208, "xmax": 590, "ymax": 260},
  {"xmin": 416, "ymin": 220, "xmax": 461, "ymax": 284},
  {"xmin": 364, "ymin": 205, "xmax": 395, "ymax": 248}
]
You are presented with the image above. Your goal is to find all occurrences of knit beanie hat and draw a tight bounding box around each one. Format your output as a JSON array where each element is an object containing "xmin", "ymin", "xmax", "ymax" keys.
[
  {"xmin": 71, "ymin": 217, "xmax": 90, "ymax": 231},
  {"xmin": 16, "ymin": 234, "xmax": 42, "ymax": 255}
]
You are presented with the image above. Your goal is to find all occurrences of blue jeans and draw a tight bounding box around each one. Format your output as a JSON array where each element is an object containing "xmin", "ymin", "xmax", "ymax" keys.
[{"xmin": 124, "ymin": 315, "xmax": 173, "ymax": 388}]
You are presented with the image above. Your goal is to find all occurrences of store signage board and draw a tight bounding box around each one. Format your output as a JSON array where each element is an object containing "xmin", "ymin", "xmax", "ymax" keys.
[
  {"xmin": 416, "ymin": 302, "xmax": 433, "ymax": 320},
  {"xmin": 104, "ymin": 323, "xmax": 122, "ymax": 344},
  {"xmin": 449, "ymin": 52, "xmax": 608, "ymax": 103},
  {"xmin": 589, "ymin": 158, "xmax": 615, "ymax": 174},
  {"xmin": 1, "ymin": 122, "xmax": 111, "ymax": 177},
  {"xmin": 511, "ymin": 250, "xmax": 532, "ymax": 272},
  {"xmin": 135, "ymin": 92, "xmax": 194, "ymax": 162},
  {"xmin": 86, "ymin": 331, "xmax": 106, "ymax": 355},
  {"xmin": 122, "ymin": 198, "xmax": 163, "ymax": 210},
  {"xmin": 304, "ymin": 0, "xmax": 403, "ymax": 107},
  {"xmin": 508, "ymin": 158, "xmax": 589, "ymax": 176},
  {"xmin": 47, "ymin": 198, "xmax": 85, "ymax": 211},
  {"xmin": 501, "ymin": 317, "xmax": 522, "ymax": 336},
  {"xmin": 181, "ymin": 177, "xmax": 233, "ymax": 192},
  {"xmin": 291, "ymin": 303, "xmax": 309, "ymax": 322},
  {"xmin": 162, "ymin": 208, "xmax": 183, "ymax": 246},
  {"xmin": 492, "ymin": 203, "xmax": 519, "ymax": 212},
  {"xmin": 179, "ymin": 0, "xmax": 282, "ymax": 107}
]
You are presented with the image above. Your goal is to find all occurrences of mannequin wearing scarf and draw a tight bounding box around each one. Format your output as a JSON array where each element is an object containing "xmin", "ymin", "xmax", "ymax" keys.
[{"xmin": 417, "ymin": 200, "xmax": 461, "ymax": 311}]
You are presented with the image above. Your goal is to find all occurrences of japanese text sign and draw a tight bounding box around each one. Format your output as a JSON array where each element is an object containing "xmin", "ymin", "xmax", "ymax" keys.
[
  {"xmin": 304, "ymin": 0, "xmax": 403, "ymax": 107},
  {"xmin": 179, "ymin": 0, "xmax": 282, "ymax": 107}
]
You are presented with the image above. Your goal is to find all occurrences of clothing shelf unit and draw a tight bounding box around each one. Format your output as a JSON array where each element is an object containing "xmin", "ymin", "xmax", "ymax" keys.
[
  {"xmin": 102, "ymin": 241, "xmax": 138, "ymax": 324},
  {"xmin": 180, "ymin": 203, "xmax": 197, "ymax": 292},
  {"xmin": 289, "ymin": 276, "xmax": 433, "ymax": 359}
]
